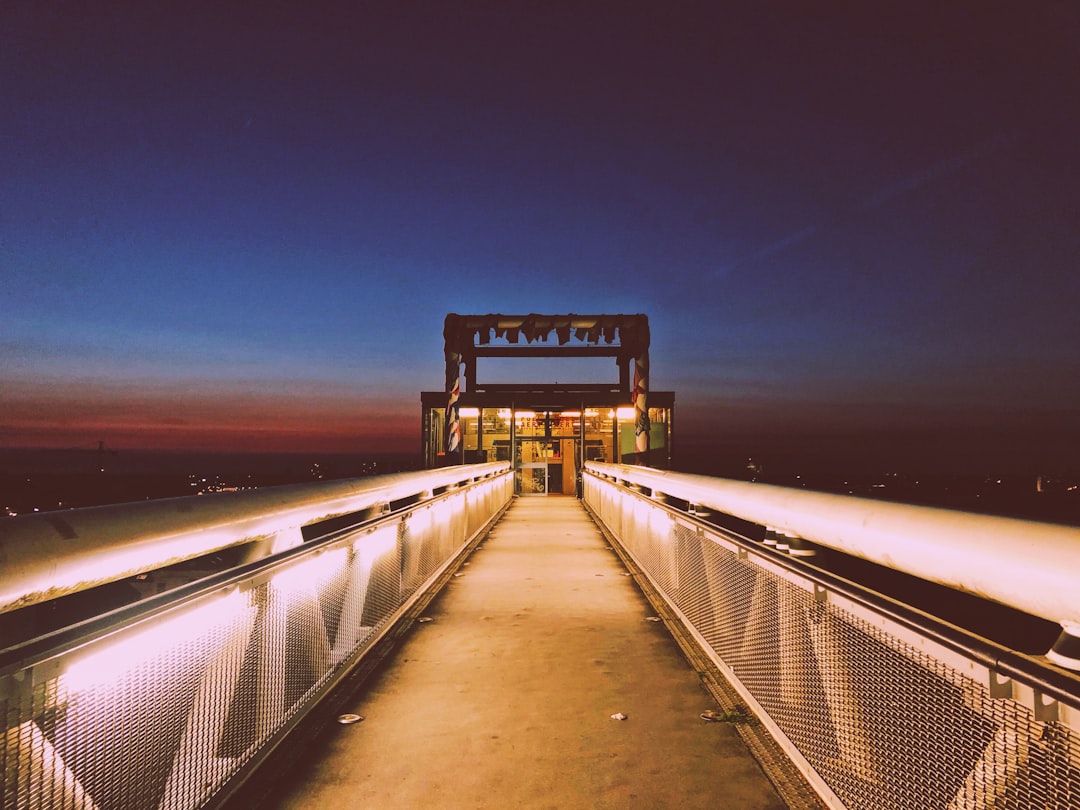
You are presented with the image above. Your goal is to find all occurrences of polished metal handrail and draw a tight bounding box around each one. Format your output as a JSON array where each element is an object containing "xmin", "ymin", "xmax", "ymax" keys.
[
  {"xmin": 587, "ymin": 461, "xmax": 1080, "ymax": 669},
  {"xmin": 583, "ymin": 465, "xmax": 1080, "ymax": 809},
  {"xmin": 0, "ymin": 462, "xmax": 510, "ymax": 615},
  {"xmin": 1, "ymin": 464, "xmax": 514, "ymax": 810}
]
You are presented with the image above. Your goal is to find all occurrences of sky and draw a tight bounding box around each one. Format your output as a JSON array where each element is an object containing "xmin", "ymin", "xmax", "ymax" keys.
[{"xmin": 2, "ymin": 2, "xmax": 1079, "ymax": 474}]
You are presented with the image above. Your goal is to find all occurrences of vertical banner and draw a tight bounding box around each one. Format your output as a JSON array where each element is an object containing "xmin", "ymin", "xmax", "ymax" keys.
[
  {"xmin": 632, "ymin": 349, "xmax": 649, "ymax": 459},
  {"xmin": 444, "ymin": 315, "xmax": 463, "ymax": 458},
  {"xmin": 446, "ymin": 363, "xmax": 461, "ymax": 454}
]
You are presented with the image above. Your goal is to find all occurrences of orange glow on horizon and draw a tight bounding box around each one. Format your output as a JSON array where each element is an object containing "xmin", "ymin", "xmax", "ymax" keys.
[{"xmin": 1, "ymin": 381, "xmax": 418, "ymax": 454}]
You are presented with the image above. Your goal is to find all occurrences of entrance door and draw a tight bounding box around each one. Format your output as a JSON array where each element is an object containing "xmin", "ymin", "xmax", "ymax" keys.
[
  {"xmin": 515, "ymin": 438, "xmax": 555, "ymax": 495},
  {"xmin": 517, "ymin": 461, "xmax": 548, "ymax": 495}
]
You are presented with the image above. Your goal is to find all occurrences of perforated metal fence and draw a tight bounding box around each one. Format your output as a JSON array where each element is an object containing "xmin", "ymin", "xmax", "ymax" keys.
[
  {"xmin": 584, "ymin": 470, "xmax": 1080, "ymax": 810},
  {"xmin": 1, "ymin": 469, "xmax": 512, "ymax": 810}
]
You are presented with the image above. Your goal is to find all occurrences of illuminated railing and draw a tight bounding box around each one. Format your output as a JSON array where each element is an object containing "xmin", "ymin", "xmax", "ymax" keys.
[
  {"xmin": 0, "ymin": 463, "xmax": 513, "ymax": 810},
  {"xmin": 583, "ymin": 462, "xmax": 1080, "ymax": 810},
  {"xmin": 0, "ymin": 464, "xmax": 512, "ymax": 616}
]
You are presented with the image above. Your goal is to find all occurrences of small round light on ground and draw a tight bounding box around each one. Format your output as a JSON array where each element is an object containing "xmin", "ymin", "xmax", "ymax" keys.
[
  {"xmin": 700, "ymin": 707, "xmax": 752, "ymax": 724},
  {"xmin": 337, "ymin": 713, "xmax": 364, "ymax": 725}
]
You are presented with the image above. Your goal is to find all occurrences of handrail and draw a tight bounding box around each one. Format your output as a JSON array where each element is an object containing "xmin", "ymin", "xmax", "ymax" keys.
[
  {"xmin": 0, "ymin": 462, "xmax": 510, "ymax": 615},
  {"xmin": 0, "ymin": 462, "xmax": 515, "ymax": 810},
  {"xmin": 586, "ymin": 462, "xmax": 1080, "ymax": 668}
]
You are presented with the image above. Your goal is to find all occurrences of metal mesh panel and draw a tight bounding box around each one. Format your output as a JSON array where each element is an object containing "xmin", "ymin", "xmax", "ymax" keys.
[
  {"xmin": 1, "ymin": 473, "xmax": 511, "ymax": 810},
  {"xmin": 585, "ymin": 476, "xmax": 1080, "ymax": 810},
  {"xmin": 3, "ymin": 596, "xmax": 259, "ymax": 810}
]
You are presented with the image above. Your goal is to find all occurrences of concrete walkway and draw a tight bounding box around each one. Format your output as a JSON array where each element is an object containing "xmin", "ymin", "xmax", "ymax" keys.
[{"xmin": 269, "ymin": 496, "xmax": 786, "ymax": 809}]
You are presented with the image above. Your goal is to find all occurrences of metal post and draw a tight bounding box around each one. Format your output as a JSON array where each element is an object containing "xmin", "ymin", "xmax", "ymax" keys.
[{"xmin": 578, "ymin": 399, "xmax": 586, "ymax": 498}]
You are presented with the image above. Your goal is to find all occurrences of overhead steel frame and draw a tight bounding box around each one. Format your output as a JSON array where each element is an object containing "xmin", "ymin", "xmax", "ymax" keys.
[{"xmin": 441, "ymin": 313, "xmax": 653, "ymax": 465}]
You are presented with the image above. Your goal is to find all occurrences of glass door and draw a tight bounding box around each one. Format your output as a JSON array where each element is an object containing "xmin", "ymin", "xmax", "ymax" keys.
[
  {"xmin": 517, "ymin": 462, "xmax": 548, "ymax": 494},
  {"xmin": 515, "ymin": 437, "xmax": 553, "ymax": 495}
]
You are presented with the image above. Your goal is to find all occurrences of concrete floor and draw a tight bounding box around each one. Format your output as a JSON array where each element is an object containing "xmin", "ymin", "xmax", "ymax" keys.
[{"xmin": 268, "ymin": 496, "xmax": 786, "ymax": 809}]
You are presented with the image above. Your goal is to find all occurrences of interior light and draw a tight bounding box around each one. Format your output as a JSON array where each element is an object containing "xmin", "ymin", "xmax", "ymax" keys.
[
  {"xmin": 459, "ymin": 407, "xmax": 479, "ymax": 417},
  {"xmin": 616, "ymin": 407, "xmax": 636, "ymax": 419},
  {"xmin": 515, "ymin": 411, "xmax": 537, "ymax": 419}
]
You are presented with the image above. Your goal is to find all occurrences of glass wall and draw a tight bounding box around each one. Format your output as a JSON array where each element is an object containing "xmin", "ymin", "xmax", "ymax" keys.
[
  {"xmin": 616, "ymin": 406, "xmax": 670, "ymax": 461},
  {"xmin": 424, "ymin": 406, "xmax": 445, "ymax": 467},
  {"xmin": 460, "ymin": 407, "xmax": 480, "ymax": 458},
  {"xmin": 481, "ymin": 408, "xmax": 512, "ymax": 462},
  {"xmin": 421, "ymin": 396, "xmax": 672, "ymax": 474}
]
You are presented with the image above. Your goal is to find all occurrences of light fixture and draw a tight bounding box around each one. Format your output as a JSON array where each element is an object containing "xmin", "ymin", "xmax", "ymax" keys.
[{"xmin": 64, "ymin": 589, "xmax": 247, "ymax": 693}]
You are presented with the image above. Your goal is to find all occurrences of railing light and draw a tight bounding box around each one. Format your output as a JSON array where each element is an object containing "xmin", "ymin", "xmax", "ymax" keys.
[
  {"xmin": 273, "ymin": 547, "xmax": 349, "ymax": 597},
  {"xmin": 63, "ymin": 590, "xmax": 246, "ymax": 693},
  {"xmin": 430, "ymin": 498, "xmax": 453, "ymax": 528},
  {"xmin": 359, "ymin": 523, "xmax": 399, "ymax": 561}
]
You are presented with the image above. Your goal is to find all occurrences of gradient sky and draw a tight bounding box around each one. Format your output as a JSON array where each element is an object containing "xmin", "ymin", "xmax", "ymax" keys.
[{"xmin": 2, "ymin": 3, "xmax": 1079, "ymax": 473}]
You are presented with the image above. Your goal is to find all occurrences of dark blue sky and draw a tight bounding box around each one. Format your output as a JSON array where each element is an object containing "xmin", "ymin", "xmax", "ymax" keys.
[{"xmin": 3, "ymin": 2, "xmax": 1078, "ymax": 473}]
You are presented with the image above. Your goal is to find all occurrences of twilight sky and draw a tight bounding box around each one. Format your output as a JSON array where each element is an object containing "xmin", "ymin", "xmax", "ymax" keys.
[{"xmin": 2, "ymin": 2, "xmax": 1078, "ymax": 474}]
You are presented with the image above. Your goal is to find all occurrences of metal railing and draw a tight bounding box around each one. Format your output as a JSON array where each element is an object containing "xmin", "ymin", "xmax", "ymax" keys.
[
  {"xmin": 583, "ymin": 462, "xmax": 1080, "ymax": 810},
  {"xmin": 0, "ymin": 464, "xmax": 513, "ymax": 616},
  {"xmin": 1, "ymin": 463, "xmax": 513, "ymax": 810}
]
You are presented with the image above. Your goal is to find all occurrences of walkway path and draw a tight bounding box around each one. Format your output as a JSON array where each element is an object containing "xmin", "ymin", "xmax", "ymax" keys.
[{"xmin": 269, "ymin": 496, "xmax": 786, "ymax": 809}]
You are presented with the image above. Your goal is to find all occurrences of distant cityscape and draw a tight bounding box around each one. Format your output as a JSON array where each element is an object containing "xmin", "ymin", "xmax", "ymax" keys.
[
  {"xmin": 0, "ymin": 449, "xmax": 422, "ymax": 516},
  {"xmin": 1, "ymin": 446, "xmax": 1077, "ymax": 526}
]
